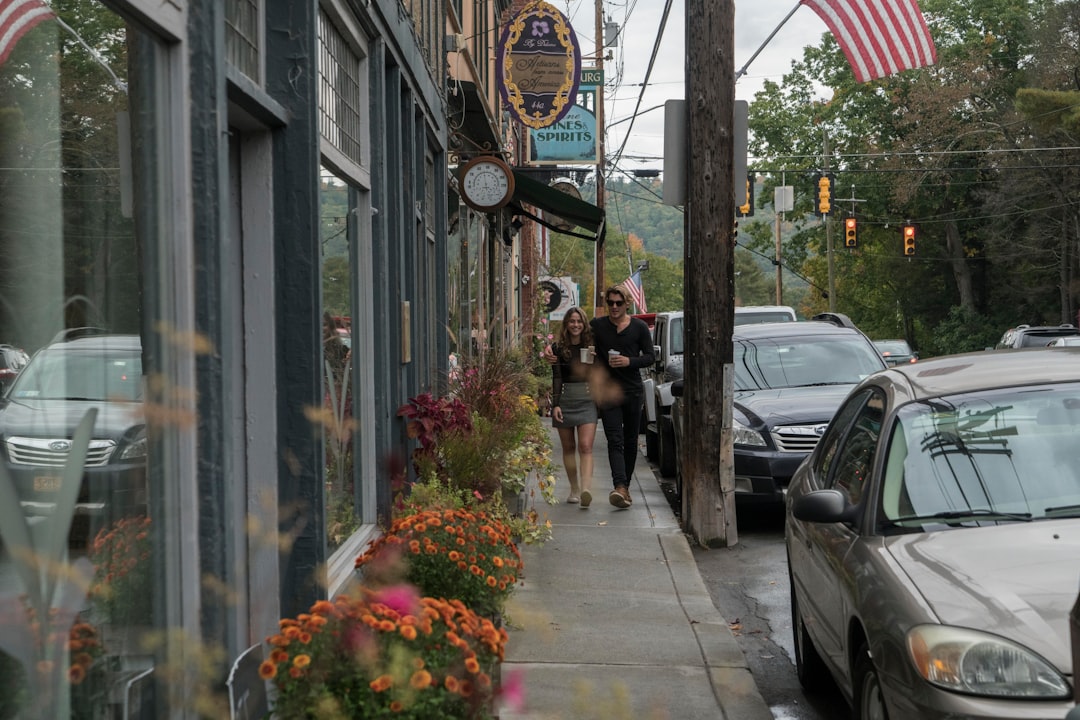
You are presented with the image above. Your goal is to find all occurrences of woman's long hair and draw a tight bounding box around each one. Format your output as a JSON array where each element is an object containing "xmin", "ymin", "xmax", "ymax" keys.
[{"xmin": 557, "ymin": 307, "xmax": 593, "ymax": 362}]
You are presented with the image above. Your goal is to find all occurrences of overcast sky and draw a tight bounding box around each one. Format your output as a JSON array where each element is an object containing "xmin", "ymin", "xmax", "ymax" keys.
[{"xmin": 560, "ymin": 0, "xmax": 830, "ymax": 173}]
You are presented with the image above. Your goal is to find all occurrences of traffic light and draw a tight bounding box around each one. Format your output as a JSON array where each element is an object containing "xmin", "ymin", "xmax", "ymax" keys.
[
  {"xmin": 903, "ymin": 225, "xmax": 916, "ymax": 256},
  {"xmin": 815, "ymin": 173, "xmax": 834, "ymax": 216},
  {"xmin": 844, "ymin": 216, "xmax": 858, "ymax": 248},
  {"xmin": 737, "ymin": 174, "xmax": 754, "ymax": 217}
]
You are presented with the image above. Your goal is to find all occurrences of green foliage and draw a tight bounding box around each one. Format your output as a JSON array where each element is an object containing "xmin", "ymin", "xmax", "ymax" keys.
[{"xmin": 924, "ymin": 306, "xmax": 1005, "ymax": 356}]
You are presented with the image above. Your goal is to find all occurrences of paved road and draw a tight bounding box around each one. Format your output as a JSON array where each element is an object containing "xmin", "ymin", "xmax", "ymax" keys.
[{"xmin": 646, "ymin": 453, "xmax": 851, "ymax": 720}]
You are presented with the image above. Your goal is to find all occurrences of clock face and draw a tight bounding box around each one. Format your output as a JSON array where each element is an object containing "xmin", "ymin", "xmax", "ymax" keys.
[{"xmin": 459, "ymin": 157, "xmax": 514, "ymax": 211}]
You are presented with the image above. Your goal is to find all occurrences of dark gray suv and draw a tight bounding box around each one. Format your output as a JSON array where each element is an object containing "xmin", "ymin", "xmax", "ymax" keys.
[
  {"xmin": 670, "ymin": 318, "xmax": 887, "ymax": 505},
  {"xmin": 0, "ymin": 331, "xmax": 146, "ymax": 546}
]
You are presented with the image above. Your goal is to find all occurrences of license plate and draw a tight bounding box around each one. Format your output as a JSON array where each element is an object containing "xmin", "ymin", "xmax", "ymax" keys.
[{"xmin": 33, "ymin": 476, "xmax": 61, "ymax": 492}]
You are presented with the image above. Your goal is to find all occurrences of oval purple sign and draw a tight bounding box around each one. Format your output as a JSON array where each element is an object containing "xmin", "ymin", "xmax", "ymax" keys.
[{"xmin": 496, "ymin": 1, "xmax": 582, "ymax": 130}]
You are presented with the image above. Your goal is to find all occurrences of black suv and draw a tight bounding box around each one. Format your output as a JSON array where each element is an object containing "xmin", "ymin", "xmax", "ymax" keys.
[
  {"xmin": 996, "ymin": 324, "xmax": 1080, "ymax": 349},
  {"xmin": 0, "ymin": 331, "xmax": 146, "ymax": 545},
  {"xmin": 670, "ymin": 316, "xmax": 887, "ymax": 505}
]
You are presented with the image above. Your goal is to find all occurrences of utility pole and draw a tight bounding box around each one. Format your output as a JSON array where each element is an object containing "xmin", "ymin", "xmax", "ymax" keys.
[
  {"xmin": 593, "ymin": 0, "xmax": 606, "ymax": 316},
  {"xmin": 683, "ymin": 0, "xmax": 735, "ymax": 547},
  {"xmin": 823, "ymin": 130, "xmax": 835, "ymax": 312}
]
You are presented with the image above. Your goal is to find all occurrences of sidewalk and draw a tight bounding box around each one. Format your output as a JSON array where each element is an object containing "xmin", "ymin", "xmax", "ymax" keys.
[{"xmin": 500, "ymin": 417, "xmax": 772, "ymax": 719}]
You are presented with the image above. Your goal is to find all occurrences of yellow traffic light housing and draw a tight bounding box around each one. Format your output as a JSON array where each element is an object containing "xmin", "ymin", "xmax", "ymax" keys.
[
  {"xmin": 737, "ymin": 174, "xmax": 754, "ymax": 217},
  {"xmin": 844, "ymin": 217, "xmax": 858, "ymax": 248},
  {"xmin": 815, "ymin": 174, "xmax": 833, "ymax": 216},
  {"xmin": 903, "ymin": 225, "xmax": 916, "ymax": 255}
]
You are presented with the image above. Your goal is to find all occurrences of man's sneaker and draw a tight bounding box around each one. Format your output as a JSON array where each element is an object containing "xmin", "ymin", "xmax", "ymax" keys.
[
  {"xmin": 580, "ymin": 489, "xmax": 592, "ymax": 508},
  {"xmin": 609, "ymin": 486, "xmax": 632, "ymax": 509}
]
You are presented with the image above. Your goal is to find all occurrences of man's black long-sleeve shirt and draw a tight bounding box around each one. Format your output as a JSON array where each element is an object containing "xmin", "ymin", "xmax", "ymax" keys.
[{"xmin": 590, "ymin": 316, "xmax": 654, "ymax": 393}]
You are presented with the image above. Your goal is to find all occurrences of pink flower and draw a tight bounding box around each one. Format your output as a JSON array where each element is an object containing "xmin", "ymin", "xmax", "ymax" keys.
[
  {"xmin": 370, "ymin": 584, "xmax": 420, "ymax": 616},
  {"xmin": 496, "ymin": 668, "xmax": 526, "ymax": 711},
  {"xmin": 546, "ymin": 334, "xmax": 553, "ymax": 340},
  {"xmin": 473, "ymin": 490, "xmax": 484, "ymax": 500}
]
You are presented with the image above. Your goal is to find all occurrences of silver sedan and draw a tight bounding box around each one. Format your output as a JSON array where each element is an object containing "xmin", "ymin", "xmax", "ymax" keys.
[{"xmin": 786, "ymin": 348, "xmax": 1079, "ymax": 719}]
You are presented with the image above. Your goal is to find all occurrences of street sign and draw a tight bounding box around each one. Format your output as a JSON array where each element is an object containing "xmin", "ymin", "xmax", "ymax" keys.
[{"xmin": 581, "ymin": 68, "xmax": 603, "ymax": 86}]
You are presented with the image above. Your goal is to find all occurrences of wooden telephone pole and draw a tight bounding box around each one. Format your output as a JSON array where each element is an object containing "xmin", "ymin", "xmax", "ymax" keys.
[
  {"xmin": 593, "ymin": 0, "xmax": 606, "ymax": 315},
  {"xmin": 683, "ymin": 0, "xmax": 736, "ymax": 546}
]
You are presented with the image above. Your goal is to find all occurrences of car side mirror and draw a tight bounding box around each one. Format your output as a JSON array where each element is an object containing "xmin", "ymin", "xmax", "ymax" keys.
[
  {"xmin": 792, "ymin": 489, "xmax": 859, "ymax": 525},
  {"xmin": 671, "ymin": 379, "xmax": 684, "ymax": 397},
  {"xmin": 653, "ymin": 344, "xmax": 661, "ymax": 361}
]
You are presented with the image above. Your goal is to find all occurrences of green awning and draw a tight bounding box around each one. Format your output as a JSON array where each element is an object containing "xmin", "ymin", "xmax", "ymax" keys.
[{"xmin": 510, "ymin": 171, "xmax": 606, "ymax": 246}]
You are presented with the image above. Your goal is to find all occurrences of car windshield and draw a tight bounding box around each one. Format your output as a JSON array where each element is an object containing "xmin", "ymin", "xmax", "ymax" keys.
[
  {"xmin": 9, "ymin": 346, "xmax": 143, "ymax": 402},
  {"xmin": 734, "ymin": 312, "xmax": 794, "ymax": 325},
  {"xmin": 880, "ymin": 383, "xmax": 1080, "ymax": 528},
  {"xmin": 875, "ymin": 341, "xmax": 911, "ymax": 355},
  {"xmin": 733, "ymin": 335, "xmax": 884, "ymax": 390},
  {"xmin": 1021, "ymin": 332, "xmax": 1079, "ymax": 347}
]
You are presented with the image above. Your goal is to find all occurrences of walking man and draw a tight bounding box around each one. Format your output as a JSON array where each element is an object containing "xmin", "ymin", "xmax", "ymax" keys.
[{"xmin": 545, "ymin": 284, "xmax": 653, "ymax": 508}]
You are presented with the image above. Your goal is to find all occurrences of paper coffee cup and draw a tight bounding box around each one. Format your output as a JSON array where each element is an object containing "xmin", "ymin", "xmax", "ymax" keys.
[
  {"xmin": 608, "ymin": 349, "xmax": 620, "ymax": 357},
  {"xmin": 580, "ymin": 348, "xmax": 594, "ymax": 364}
]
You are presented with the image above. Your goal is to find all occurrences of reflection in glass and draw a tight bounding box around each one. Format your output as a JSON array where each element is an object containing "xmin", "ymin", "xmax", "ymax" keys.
[{"xmin": 0, "ymin": 4, "xmax": 160, "ymax": 717}]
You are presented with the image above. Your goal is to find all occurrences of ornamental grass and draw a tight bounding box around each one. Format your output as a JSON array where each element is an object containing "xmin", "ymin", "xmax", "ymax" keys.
[
  {"xmin": 264, "ymin": 589, "xmax": 508, "ymax": 719},
  {"xmin": 354, "ymin": 508, "xmax": 521, "ymax": 619}
]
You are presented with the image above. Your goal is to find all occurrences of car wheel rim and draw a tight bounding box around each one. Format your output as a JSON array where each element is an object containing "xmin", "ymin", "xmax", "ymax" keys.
[{"xmin": 860, "ymin": 667, "xmax": 886, "ymax": 720}]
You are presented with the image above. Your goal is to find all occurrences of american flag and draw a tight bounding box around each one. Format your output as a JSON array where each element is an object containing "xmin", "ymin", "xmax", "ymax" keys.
[
  {"xmin": 799, "ymin": 0, "xmax": 937, "ymax": 83},
  {"xmin": 623, "ymin": 272, "xmax": 647, "ymax": 313},
  {"xmin": 0, "ymin": 0, "xmax": 55, "ymax": 67}
]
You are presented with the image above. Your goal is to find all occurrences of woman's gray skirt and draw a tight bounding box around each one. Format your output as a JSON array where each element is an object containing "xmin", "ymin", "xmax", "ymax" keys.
[{"xmin": 553, "ymin": 382, "xmax": 597, "ymax": 428}]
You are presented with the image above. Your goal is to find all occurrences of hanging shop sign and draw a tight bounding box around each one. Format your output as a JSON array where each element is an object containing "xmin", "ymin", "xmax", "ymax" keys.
[
  {"xmin": 497, "ymin": 1, "xmax": 581, "ymax": 129},
  {"xmin": 527, "ymin": 85, "xmax": 598, "ymax": 164},
  {"xmin": 538, "ymin": 275, "xmax": 579, "ymax": 321}
]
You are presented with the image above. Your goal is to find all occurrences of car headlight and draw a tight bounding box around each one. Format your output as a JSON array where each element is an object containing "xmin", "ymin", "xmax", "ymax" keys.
[
  {"xmin": 732, "ymin": 418, "xmax": 766, "ymax": 447},
  {"xmin": 118, "ymin": 429, "xmax": 147, "ymax": 461},
  {"xmin": 907, "ymin": 625, "xmax": 1071, "ymax": 699}
]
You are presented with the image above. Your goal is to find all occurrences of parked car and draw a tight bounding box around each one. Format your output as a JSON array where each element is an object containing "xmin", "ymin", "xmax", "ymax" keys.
[
  {"xmin": 0, "ymin": 344, "xmax": 30, "ymax": 394},
  {"xmin": 734, "ymin": 305, "xmax": 797, "ymax": 324},
  {"xmin": 668, "ymin": 316, "xmax": 886, "ymax": 504},
  {"xmin": 786, "ymin": 348, "xmax": 1079, "ymax": 719},
  {"xmin": 0, "ymin": 330, "xmax": 146, "ymax": 547},
  {"xmin": 642, "ymin": 311, "xmax": 683, "ymax": 475},
  {"xmin": 873, "ymin": 338, "xmax": 918, "ymax": 365},
  {"xmin": 996, "ymin": 323, "xmax": 1080, "ymax": 349}
]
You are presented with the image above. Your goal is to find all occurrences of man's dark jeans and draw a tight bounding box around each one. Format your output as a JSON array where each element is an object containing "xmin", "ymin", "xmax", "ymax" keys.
[{"xmin": 599, "ymin": 389, "xmax": 642, "ymax": 488}]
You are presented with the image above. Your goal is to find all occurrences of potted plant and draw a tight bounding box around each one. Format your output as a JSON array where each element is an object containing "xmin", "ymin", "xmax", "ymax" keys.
[
  {"xmin": 354, "ymin": 508, "xmax": 521, "ymax": 620},
  {"xmin": 264, "ymin": 587, "xmax": 508, "ymax": 719}
]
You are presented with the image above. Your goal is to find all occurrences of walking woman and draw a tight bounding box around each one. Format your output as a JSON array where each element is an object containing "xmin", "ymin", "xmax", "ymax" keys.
[{"xmin": 550, "ymin": 307, "xmax": 598, "ymax": 507}]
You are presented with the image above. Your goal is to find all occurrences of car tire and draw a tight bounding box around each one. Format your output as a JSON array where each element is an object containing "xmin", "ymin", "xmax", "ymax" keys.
[
  {"xmin": 658, "ymin": 414, "xmax": 676, "ymax": 478},
  {"xmin": 853, "ymin": 641, "xmax": 889, "ymax": 720},
  {"xmin": 789, "ymin": 568, "xmax": 829, "ymax": 692},
  {"xmin": 645, "ymin": 423, "xmax": 659, "ymax": 462}
]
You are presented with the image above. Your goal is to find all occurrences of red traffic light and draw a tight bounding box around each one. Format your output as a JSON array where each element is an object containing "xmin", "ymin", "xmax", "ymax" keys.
[
  {"xmin": 903, "ymin": 225, "xmax": 916, "ymax": 255},
  {"xmin": 844, "ymin": 217, "xmax": 858, "ymax": 248}
]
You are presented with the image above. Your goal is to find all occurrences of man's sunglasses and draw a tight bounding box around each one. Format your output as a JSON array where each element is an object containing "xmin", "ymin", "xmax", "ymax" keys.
[{"xmin": 606, "ymin": 299, "xmax": 625, "ymax": 307}]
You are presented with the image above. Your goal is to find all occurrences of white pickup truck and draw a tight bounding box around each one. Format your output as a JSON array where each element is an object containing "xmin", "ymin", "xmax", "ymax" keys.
[{"xmin": 642, "ymin": 305, "xmax": 796, "ymax": 478}]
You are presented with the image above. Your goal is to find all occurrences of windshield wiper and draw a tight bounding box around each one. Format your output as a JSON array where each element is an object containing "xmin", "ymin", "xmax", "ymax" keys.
[
  {"xmin": 883, "ymin": 508, "xmax": 1033, "ymax": 526},
  {"xmin": 792, "ymin": 381, "xmax": 853, "ymax": 387},
  {"xmin": 1044, "ymin": 504, "xmax": 1080, "ymax": 518}
]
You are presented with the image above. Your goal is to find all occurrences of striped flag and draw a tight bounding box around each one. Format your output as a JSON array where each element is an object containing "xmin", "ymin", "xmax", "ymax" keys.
[
  {"xmin": 623, "ymin": 272, "xmax": 647, "ymax": 313},
  {"xmin": 0, "ymin": 0, "xmax": 55, "ymax": 67},
  {"xmin": 800, "ymin": 0, "xmax": 937, "ymax": 83}
]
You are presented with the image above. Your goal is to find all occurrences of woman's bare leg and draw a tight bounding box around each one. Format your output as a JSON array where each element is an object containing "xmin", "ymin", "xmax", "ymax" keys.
[
  {"xmin": 576, "ymin": 422, "xmax": 597, "ymax": 507},
  {"xmin": 557, "ymin": 426, "xmax": 580, "ymax": 500}
]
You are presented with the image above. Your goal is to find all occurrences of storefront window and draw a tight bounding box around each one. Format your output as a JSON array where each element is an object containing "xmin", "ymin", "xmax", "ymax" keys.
[
  {"xmin": 320, "ymin": 167, "xmax": 355, "ymax": 550},
  {"xmin": 0, "ymin": 4, "xmax": 166, "ymax": 716}
]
